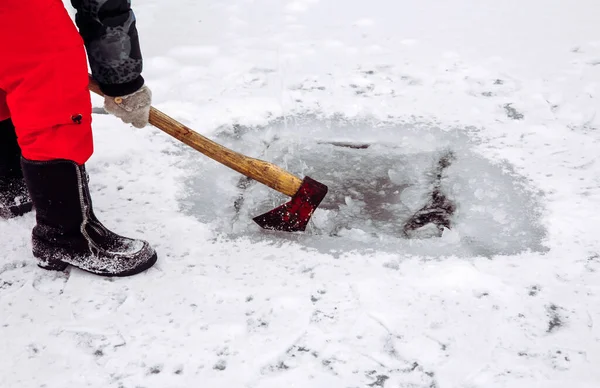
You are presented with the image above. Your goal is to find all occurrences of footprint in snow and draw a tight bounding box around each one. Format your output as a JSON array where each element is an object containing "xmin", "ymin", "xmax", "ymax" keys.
[{"xmin": 31, "ymin": 268, "xmax": 70, "ymax": 295}]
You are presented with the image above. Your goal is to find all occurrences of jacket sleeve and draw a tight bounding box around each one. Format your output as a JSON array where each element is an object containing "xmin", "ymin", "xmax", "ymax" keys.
[{"xmin": 71, "ymin": 0, "xmax": 145, "ymax": 97}]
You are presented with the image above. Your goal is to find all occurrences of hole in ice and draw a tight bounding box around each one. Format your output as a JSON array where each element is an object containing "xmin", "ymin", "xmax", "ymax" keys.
[{"xmin": 180, "ymin": 115, "xmax": 547, "ymax": 257}]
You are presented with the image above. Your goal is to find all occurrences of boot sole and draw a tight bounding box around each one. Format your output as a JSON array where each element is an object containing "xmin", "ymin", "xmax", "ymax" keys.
[{"xmin": 36, "ymin": 250, "xmax": 158, "ymax": 277}]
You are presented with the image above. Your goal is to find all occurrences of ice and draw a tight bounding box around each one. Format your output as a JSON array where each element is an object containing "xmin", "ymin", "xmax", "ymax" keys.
[
  {"xmin": 181, "ymin": 116, "xmax": 547, "ymax": 257},
  {"xmin": 4, "ymin": 1, "xmax": 600, "ymax": 387}
]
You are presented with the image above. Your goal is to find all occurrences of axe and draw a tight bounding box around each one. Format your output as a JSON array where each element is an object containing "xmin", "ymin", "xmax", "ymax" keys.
[{"xmin": 88, "ymin": 77, "xmax": 328, "ymax": 232}]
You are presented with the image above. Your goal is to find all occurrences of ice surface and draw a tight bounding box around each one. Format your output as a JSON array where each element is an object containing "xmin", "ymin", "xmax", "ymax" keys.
[{"xmin": 181, "ymin": 116, "xmax": 547, "ymax": 257}]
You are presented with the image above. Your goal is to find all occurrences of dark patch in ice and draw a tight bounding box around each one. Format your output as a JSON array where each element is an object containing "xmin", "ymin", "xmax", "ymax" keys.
[
  {"xmin": 349, "ymin": 83, "xmax": 376, "ymax": 95},
  {"xmin": 504, "ymin": 104, "xmax": 524, "ymax": 120},
  {"xmin": 1, "ymin": 280, "xmax": 12, "ymax": 288},
  {"xmin": 586, "ymin": 253, "xmax": 599, "ymax": 272},
  {"xmin": 546, "ymin": 304, "xmax": 565, "ymax": 333},
  {"xmin": 321, "ymin": 359, "xmax": 337, "ymax": 374},
  {"xmin": 494, "ymin": 79, "xmax": 504, "ymax": 85},
  {"xmin": 283, "ymin": 343, "xmax": 313, "ymax": 364},
  {"xmin": 234, "ymin": 176, "xmax": 254, "ymax": 214},
  {"xmin": 310, "ymin": 309, "xmax": 335, "ymax": 323},
  {"xmin": 364, "ymin": 362, "xmax": 438, "ymax": 388},
  {"xmin": 426, "ymin": 373, "xmax": 438, "ymax": 388},
  {"xmin": 368, "ymin": 374, "xmax": 389, "ymax": 387},
  {"xmin": 403, "ymin": 151, "xmax": 455, "ymax": 237},
  {"xmin": 213, "ymin": 360, "xmax": 227, "ymax": 371},
  {"xmin": 261, "ymin": 360, "xmax": 290, "ymax": 374},
  {"xmin": 277, "ymin": 361, "xmax": 290, "ymax": 370},
  {"xmin": 247, "ymin": 316, "xmax": 270, "ymax": 331},
  {"xmin": 27, "ymin": 344, "xmax": 39, "ymax": 357},
  {"xmin": 318, "ymin": 141, "xmax": 371, "ymax": 149},
  {"xmin": 529, "ymin": 285, "xmax": 541, "ymax": 296}
]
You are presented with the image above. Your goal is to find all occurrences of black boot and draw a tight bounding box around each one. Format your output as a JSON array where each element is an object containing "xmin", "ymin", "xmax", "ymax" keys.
[
  {"xmin": 0, "ymin": 119, "xmax": 32, "ymax": 219},
  {"xmin": 21, "ymin": 158, "xmax": 157, "ymax": 277}
]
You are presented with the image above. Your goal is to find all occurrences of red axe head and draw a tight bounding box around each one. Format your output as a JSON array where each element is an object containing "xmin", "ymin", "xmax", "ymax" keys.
[{"xmin": 253, "ymin": 177, "xmax": 328, "ymax": 232}]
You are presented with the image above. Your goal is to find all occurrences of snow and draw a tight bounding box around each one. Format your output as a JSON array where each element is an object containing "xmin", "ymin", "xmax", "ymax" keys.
[{"xmin": 2, "ymin": 0, "xmax": 600, "ymax": 387}]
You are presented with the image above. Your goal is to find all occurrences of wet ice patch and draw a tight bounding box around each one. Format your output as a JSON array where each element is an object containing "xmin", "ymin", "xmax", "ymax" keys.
[{"xmin": 180, "ymin": 116, "xmax": 547, "ymax": 258}]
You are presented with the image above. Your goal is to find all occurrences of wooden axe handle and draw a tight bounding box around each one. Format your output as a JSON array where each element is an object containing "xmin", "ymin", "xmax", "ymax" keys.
[{"xmin": 89, "ymin": 77, "xmax": 303, "ymax": 197}]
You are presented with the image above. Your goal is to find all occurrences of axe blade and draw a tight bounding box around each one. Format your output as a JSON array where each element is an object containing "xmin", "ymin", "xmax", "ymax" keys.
[{"xmin": 253, "ymin": 176, "xmax": 328, "ymax": 232}]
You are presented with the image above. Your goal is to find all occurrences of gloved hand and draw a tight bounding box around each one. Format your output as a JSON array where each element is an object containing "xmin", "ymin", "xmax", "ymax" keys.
[{"xmin": 103, "ymin": 85, "xmax": 152, "ymax": 129}]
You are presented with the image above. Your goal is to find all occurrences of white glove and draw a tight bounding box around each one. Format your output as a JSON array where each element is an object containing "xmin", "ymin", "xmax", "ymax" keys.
[{"xmin": 104, "ymin": 85, "xmax": 152, "ymax": 129}]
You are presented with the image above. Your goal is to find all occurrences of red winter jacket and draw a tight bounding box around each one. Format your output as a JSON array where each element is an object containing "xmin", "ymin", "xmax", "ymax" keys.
[{"xmin": 0, "ymin": 0, "xmax": 145, "ymax": 164}]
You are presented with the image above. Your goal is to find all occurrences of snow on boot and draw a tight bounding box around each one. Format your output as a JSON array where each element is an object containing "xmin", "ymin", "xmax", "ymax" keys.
[
  {"xmin": 0, "ymin": 118, "xmax": 32, "ymax": 219},
  {"xmin": 21, "ymin": 158, "xmax": 157, "ymax": 277}
]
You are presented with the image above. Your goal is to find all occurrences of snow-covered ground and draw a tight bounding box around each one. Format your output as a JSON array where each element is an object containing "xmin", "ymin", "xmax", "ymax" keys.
[{"xmin": 2, "ymin": 0, "xmax": 600, "ymax": 387}]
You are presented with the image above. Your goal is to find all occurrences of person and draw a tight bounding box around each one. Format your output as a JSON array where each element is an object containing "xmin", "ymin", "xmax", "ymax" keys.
[{"xmin": 0, "ymin": 0, "xmax": 157, "ymax": 276}]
